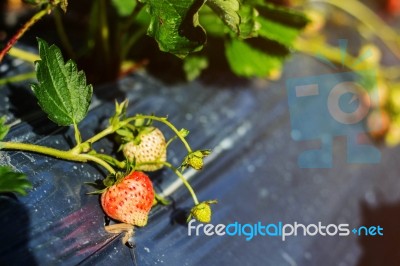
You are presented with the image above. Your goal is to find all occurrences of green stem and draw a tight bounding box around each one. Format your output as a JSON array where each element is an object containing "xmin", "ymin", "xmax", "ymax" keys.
[
  {"xmin": 79, "ymin": 154, "xmax": 116, "ymax": 174},
  {"xmin": 73, "ymin": 114, "xmax": 192, "ymax": 154},
  {"xmin": 1, "ymin": 141, "xmax": 84, "ymax": 161},
  {"xmin": 310, "ymin": 0, "xmax": 400, "ymax": 59},
  {"xmin": 73, "ymin": 122, "xmax": 82, "ymax": 145},
  {"xmin": 166, "ymin": 136, "xmax": 178, "ymax": 148},
  {"xmin": 295, "ymin": 37, "xmax": 359, "ymax": 69},
  {"xmin": 87, "ymin": 126, "xmax": 114, "ymax": 144},
  {"xmin": 0, "ymin": 4, "xmax": 53, "ymax": 62},
  {"xmin": 53, "ymin": 8, "xmax": 76, "ymax": 60},
  {"xmin": 7, "ymin": 48, "xmax": 40, "ymax": 63},
  {"xmin": 91, "ymin": 153, "xmax": 126, "ymax": 169},
  {"xmin": 0, "ymin": 141, "xmax": 115, "ymax": 174},
  {"xmin": 0, "ymin": 72, "xmax": 36, "ymax": 86},
  {"xmin": 116, "ymin": 2, "xmax": 145, "ymax": 62},
  {"xmin": 122, "ymin": 2, "xmax": 145, "ymax": 33},
  {"xmin": 125, "ymin": 123, "xmax": 137, "ymax": 132},
  {"xmin": 137, "ymin": 161, "xmax": 199, "ymax": 205},
  {"xmin": 120, "ymin": 27, "xmax": 147, "ymax": 61},
  {"xmin": 70, "ymin": 126, "xmax": 114, "ymax": 154},
  {"xmin": 99, "ymin": 0, "xmax": 111, "ymax": 63},
  {"xmin": 165, "ymin": 162, "xmax": 199, "ymax": 205}
]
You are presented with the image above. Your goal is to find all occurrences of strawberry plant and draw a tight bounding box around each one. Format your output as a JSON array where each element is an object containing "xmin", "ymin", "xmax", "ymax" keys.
[
  {"xmin": 1, "ymin": 0, "xmax": 400, "ymax": 253},
  {"xmin": 0, "ymin": 0, "xmax": 309, "ymax": 83},
  {"xmin": 0, "ymin": 38, "xmax": 216, "ymax": 246}
]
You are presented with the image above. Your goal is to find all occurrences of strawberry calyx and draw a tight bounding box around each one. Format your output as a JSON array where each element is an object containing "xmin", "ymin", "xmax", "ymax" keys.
[
  {"xmin": 153, "ymin": 192, "xmax": 171, "ymax": 206},
  {"xmin": 86, "ymin": 171, "xmax": 131, "ymax": 194},
  {"xmin": 109, "ymin": 100, "xmax": 129, "ymax": 130},
  {"xmin": 115, "ymin": 124, "xmax": 153, "ymax": 146}
]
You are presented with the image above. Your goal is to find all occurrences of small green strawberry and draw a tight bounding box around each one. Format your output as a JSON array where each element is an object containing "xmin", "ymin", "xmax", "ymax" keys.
[
  {"xmin": 122, "ymin": 127, "xmax": 167, "ymax": 171},
  {"xmin": 187, "ymin": 200, "xmax": 217, "ymax": 223},
  {"xmin": 101, "ymin": 171, "xmax": 155, "ymax": 226},
  {"xmin": 181, "ymin": 150, "xmax": 211, "ymax": 170}
]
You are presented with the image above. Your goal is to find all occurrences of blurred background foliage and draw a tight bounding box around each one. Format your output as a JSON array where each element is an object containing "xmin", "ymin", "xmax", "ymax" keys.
[{"xmin": 1, "ymin": 0, "xmax": 400, "ymax": 146}]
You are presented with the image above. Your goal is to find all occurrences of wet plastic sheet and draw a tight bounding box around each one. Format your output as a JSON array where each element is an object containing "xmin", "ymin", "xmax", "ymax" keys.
[{"xmin": 1, "ymin": 54, "xmax": 400, "ymax": 266}]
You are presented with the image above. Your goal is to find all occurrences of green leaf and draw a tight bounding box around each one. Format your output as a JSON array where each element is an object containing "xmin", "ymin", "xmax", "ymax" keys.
[
  {"xmin": 183, "ymin": 55, "xmax": 209, "ymax": 81},
  {"xmin": 60, "ymin": 0, "xmax": 68, "ymax": 12},
  {"xmin": 85, "ymin": 179, "xmax": 107, "ymax": 194},
  {"xmin": 238, "ymin": 5, "xmax": 260, "ymax": 38},
  {"xmin": 254, "ymin": 3, "xmax": 309, "ymax": 48},
  {"xmin": 254, "ymin": 2, "xmax": 309, "ymax": 29},
  {"xmin": 224, "ymin": 2, "xmax": 308, "ymax": 77},
  {"xmin": 116, "ymin": 128, "xmax": 134, "ymax": 138},
  {"xmin": 206, "ymin": 0, "xmax": 240, "ymax": 35},
  {"xmin": 256, "ymin": 16, "xmax": 301, "ymax": 47},
  {"xmin": 199, "ymin": 6, "xmax": 227, "ymax": 37},
  {"xmin": 142, "ymin": 0, "xmax": 207, "ymax": 58},
  {"xmin": 0, "ymin": 116, "xmax": 10, "ymax": 141},
  {"xmin": 178, "ymin": 128, "xmax": 190, "ymax": 138},
  {"xmin": 225, "ymin": 39, "xmax": 285, "ymax": 77},
  {"xmin": 0, "ymin": 166, "xmax": 32, "ymax": 196},
  {"xmin": 111, "ymin": 0, "xmax": 137, "ymax": 17},
  {"xmin": 31, "ymin": 38, "xmax": 93, "ymax": 126}
]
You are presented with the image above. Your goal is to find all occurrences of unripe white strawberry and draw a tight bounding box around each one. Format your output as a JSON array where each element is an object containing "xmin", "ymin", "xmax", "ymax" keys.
[{"xmin": 123, "ymin": 127, "xmax": 167, "ymax": 171}]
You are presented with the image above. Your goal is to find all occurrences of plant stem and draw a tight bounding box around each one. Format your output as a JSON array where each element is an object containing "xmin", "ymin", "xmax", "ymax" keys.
[
  {"xmin": 79, "ymin": 154, "xmax": 116, "ymax": 174},
  {"xmin": 295, "ymin": 37, "xmax": 358, "ymax": 68},
  {"xmin": 0, "ymin": 4, "xmax": 53, "ymax": 62},
  {"xmin": 86, "ymin": 126, "xmax": 114, "ymax": 143},
  {"xmin": 114, "ymin": 2, "xmax": 145, "ymax": 63},
  {"xmin": 99, "ymin": 0, "xmax": 111, "ymax": 64},
  {"xmin": 164, "ymin": 162, "xmax": 199, "ymax": 205},
  {"xmin": 53, "ymin": 8, "xmax": 76, "ymax": 60},
  {"xmin": 120, "ymin": 27, "xmax": 147, "ymax": 61},
  {"xmin": 0, "ymin": 141, "xmax": 115, "ymax": 174},
  {"xmin": 0, "ymin": 72, "xmax": 36, "ymax": 86},
  {"xmin": 1, "ymin": 141, "xmax": 83, "ymax": 161},
  {"xmin": 123, "ymin": 2, "xmax": 145, "ymax": 33},
  {"xmin": 73, "ymin": 122, "xmax": 82, "ymax": 145},
  {"xmin": 137, "ymin": 161, "xmax": 199, "ymax": 205},
  {"xmin": 8, "ymin": 47, "xmax": 40, "ymax": 63},
  {"xmin": 310, "ymin": 0, "xmax": 400, "ymax": 59},
  {"xmin": 91, "ymin": 153, "xmax": 126, "ymax": 169}
]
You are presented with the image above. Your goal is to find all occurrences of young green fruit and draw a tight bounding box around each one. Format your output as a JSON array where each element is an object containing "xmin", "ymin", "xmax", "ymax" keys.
[
  {"xmin": 188, "ymin": 200, "xmax": 217, "ymax": 223},
  {"xmin": 123, "ymin": 127, "xmax": 167, "ymax": 171},
  {"xmin": 101, "ymin": 171, "xmax": 155, "ymax": 226},
  {"xmin": 181, "ymin": 150, "xmax": 211, "ymax": 170}
]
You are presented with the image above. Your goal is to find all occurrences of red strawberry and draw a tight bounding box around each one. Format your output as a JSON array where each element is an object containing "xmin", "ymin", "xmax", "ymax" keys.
[
  {"xmin": 101, "ymin": 171, "xmax": 154, "ymax": 227},
  {"xmin": 387, "ymin": 0, "xmax": 400, "ymax": 15},
  {"xmin": 122, "ymin": 127, "xmax": 167, "ymax": 171}
]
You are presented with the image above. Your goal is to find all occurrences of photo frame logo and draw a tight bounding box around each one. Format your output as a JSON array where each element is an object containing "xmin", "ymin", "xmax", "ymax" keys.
[{"xmin": 286, "ymin": 40, "xmax": 381, "ymax": 168}]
